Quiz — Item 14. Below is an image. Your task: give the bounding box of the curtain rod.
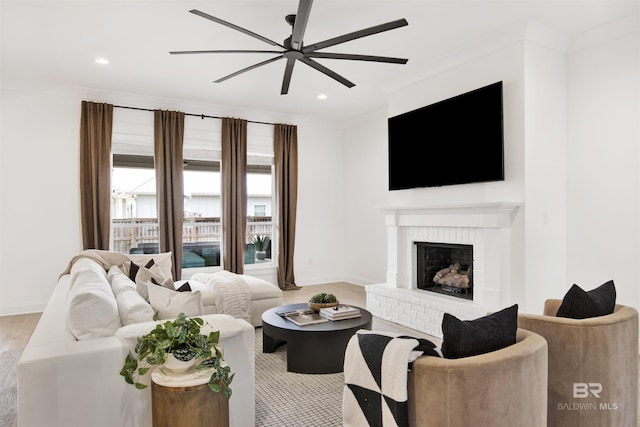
[113,104,278,126]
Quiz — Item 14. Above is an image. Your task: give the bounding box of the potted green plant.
[119,313,234,398]
[308,292,339,311]
[252,235,270,261]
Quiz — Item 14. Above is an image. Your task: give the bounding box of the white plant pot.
[255,251,266,261]
[165,353,196,373]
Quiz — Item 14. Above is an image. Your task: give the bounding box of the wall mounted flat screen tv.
[388,81,504,190]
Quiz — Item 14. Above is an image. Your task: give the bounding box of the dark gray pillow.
[441,304,518,359]
[556,280,616,319]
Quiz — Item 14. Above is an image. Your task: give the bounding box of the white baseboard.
[0,302,45,316]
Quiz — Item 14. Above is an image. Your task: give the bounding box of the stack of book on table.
[277,309,328,326]
[319,305,361,321]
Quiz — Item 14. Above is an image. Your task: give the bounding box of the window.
[182,161,221,268]
[245,123,274,265]
[111,153,161,256]
[253,205,266,217]
[110,109,275,270]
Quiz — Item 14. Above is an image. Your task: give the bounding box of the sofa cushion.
[67,269,122,340]
[441,304,518,359]
[108,265,137,296]
[242,275,283,300]
[69,257,107,292]
[556,280,616,319]
[147,284,203,320]
[116,286,155,326]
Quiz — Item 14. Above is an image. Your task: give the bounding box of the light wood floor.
[0,312,41,427]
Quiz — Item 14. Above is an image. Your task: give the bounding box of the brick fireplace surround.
[366,203,521,338]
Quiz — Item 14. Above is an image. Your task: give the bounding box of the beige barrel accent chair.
[518,301,638,427]
[407,328,548,427]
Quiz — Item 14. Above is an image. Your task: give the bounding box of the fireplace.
[416,242,473,300]
[366,203,520,338]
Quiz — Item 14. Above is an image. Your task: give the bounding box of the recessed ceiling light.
[317,94,327,100]
[95,57,109,65]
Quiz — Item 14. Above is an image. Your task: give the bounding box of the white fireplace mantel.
[381,202,521,229]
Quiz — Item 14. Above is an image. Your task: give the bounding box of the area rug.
[254,329,344,426]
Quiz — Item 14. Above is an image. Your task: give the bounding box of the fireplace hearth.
[416,242,473,300]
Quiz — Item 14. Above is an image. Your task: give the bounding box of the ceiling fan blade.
[291,0,313,50]
[302,18,408,53]
[170,50,284,55]
[299,57,355,88]
[214,55,284,83]
[305,52,408,64]
[281,58,296,95]
[190,9,285,48]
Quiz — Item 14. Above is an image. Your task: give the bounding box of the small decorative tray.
[308,301,339,312]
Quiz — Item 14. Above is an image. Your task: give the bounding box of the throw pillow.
[441,304,518,359]
[136,264,174,289]
[556,280,616,319]
[127,252,173,279]
[175,281,192,292]
[127,258,154,281]
[147,283,203,320]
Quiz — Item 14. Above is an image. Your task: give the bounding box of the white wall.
[0,86,82,314]
[292,119,346,284]
[341,107,389,285]
[522,24,569,311]
[0,83,345,314]
[566,15,640,312]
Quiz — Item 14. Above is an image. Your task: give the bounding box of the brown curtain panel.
[221,118,248,274]
[154,110,185,280]
[274,124,301,290]
[80,101,113,250]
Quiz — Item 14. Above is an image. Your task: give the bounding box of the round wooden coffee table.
[261,303,372,374]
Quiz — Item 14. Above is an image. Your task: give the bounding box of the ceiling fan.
[169,0,409,95]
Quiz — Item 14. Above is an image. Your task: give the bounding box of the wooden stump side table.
[151,367,229,427]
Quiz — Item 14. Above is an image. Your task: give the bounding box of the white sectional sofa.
[16,251,280,427]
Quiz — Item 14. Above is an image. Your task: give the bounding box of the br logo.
[573,383,602,398]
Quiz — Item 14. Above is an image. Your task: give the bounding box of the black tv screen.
[388,81,504,190]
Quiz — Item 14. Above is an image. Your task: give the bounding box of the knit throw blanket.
[59,249,130,278]
[191,271,252,324]
[343,330,440,427]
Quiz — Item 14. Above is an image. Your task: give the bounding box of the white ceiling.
[2,1,638,121]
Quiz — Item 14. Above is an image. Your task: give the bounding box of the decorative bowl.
[308,301,339,312]
[164,353,197,373]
